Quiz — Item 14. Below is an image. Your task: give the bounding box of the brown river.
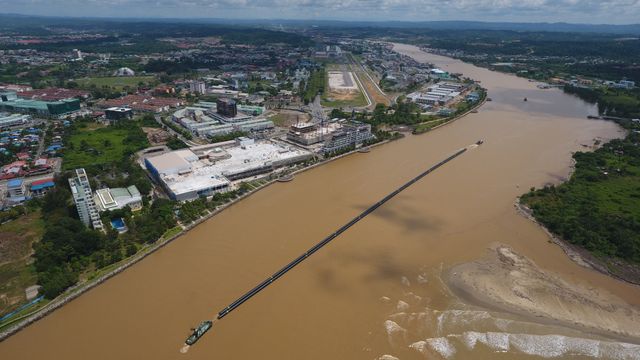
[1,44,639,359]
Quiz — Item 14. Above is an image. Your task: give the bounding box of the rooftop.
[146,140,311,197]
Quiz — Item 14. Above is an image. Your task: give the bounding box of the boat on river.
[185,320,213,345]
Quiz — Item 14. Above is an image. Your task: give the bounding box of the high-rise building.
[189,81,206,94]
[216,98,237,117]
[69,168,103,230]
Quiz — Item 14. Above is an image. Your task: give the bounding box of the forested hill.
[0,14,312,47]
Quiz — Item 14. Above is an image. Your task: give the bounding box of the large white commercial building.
[69,168,104,230]
[144,138,312,201]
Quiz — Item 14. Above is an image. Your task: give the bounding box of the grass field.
[0,211,45,316]
[62,125,145,170]
[413,118,449,134]
[77,76,156,90]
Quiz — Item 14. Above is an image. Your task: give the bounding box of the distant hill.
[1,13,640,36]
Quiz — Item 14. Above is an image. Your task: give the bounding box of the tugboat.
[185,320,213,346]
[476,139,484,145]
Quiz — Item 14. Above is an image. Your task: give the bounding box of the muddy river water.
[1,44,638,359]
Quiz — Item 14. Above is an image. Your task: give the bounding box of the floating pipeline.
[215,146,470,321]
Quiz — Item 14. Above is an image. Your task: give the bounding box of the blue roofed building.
[30,178,55,197]
[7,178,27,203]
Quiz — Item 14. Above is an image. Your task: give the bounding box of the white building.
[172,102,273,138]
[94,186,142,212]
[113,67,135,77]
[0,113,30,128]
[189,81,207,94]
[323,121,374,154]
[69,168,103,230]
[144,139,312,201]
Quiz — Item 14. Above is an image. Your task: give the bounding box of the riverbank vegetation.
[521,118,640,280]
[564,85,640,119]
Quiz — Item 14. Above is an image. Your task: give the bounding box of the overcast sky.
[4,0,640,24]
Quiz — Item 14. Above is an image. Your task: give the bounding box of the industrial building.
[144,138,312,201]
[407,82,465,106]
[94,185,142,212]
[69,168,103,230]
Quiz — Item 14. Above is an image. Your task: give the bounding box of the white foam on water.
[458,331,640,359]
[384,320,407,347]
[401,276,411,287]
[409,340,429,355]
[405,291,422,304]
[461,331,487,350]
[384,320,406,335]
[396,300,410,312]
[435,309,493,335]
[426,337,456,359]
[417,273,429,284]
[509,334,568,357]
[377,355,400,360]
[599,341,640,360]
[485,332,511,352]
[179,345,190,354]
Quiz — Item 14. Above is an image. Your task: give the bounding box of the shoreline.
[0,134,398,342]
[514,199,640,287]
[407,43,639,287]
[445,245,640,345]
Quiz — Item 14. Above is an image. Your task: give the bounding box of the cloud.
[4,0,640,23]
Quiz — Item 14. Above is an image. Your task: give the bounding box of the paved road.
[35,120,50,158]
[153,114,199,147]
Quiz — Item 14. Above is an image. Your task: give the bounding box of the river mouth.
[0,45,637,360]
